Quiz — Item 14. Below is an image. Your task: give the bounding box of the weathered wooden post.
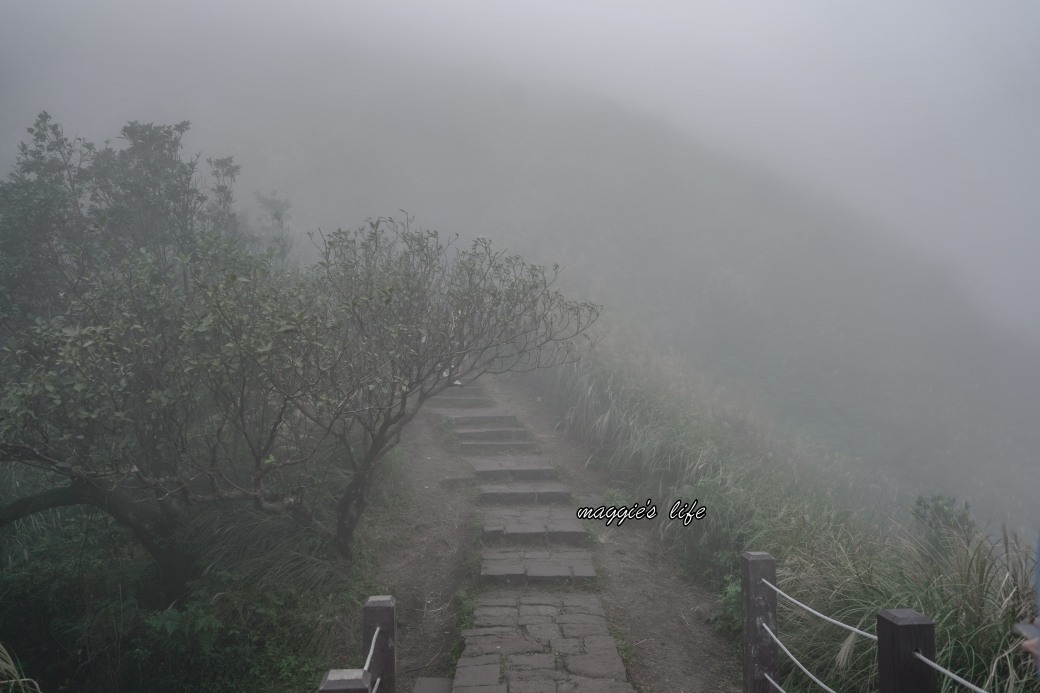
[363,595,396,693]
[318,595,397,693]
[742,551,778,693]
[877,609,935,693]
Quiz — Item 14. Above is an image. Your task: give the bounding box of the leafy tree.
[0,112,95,329]
[0,218,599,589]
[89,120,202,264]
[297,218,601,555]
[0,240,226,596]
[204,156,242,241]
[0,113,601,602]
[0,113,243,336]
[0,113,248,597]
[255,189,291,234]
[254,189,296,267]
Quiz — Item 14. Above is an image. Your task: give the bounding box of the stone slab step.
[483,505,586,544]
[413,677,452,693]
[459,440,538,455]
[479,482,570,504]
[425,397,496,409]
[480,547,597,584]
[455,427,533,442]
[469,457,558,481]
[444,413,521,428]
[452,592,634,692]
[433,383,486,397]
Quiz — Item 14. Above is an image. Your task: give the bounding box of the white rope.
[761,579,878,641]
[913,652,989,693]
[764,672,788,692]
[761,623,839,693]
[363,626,381,672]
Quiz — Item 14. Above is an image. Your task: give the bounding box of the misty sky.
[2,0,1038,338]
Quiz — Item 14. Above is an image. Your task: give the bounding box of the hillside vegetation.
[533,332,1037,690]
[0,113,597,691]
[3,58,1038,689]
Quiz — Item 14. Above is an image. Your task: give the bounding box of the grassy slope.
[532,340,1037,690]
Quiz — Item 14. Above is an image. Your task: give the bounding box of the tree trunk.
[0,481,194,600]
[334,470,371,559]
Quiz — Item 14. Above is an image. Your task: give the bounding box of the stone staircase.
[416,381,635,693]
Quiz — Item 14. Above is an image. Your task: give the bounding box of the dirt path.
[371,374,741,693]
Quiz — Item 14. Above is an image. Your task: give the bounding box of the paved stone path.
[452,591,634,693]
[417,381,636,693]
[482,506,586,544]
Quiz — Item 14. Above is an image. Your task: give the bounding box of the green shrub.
[0,507,374,692]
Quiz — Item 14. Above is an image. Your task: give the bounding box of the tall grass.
[533,333,1038,691]
[0,641,41,693]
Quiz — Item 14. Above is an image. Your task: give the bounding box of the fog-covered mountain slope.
[3,45,1036,526]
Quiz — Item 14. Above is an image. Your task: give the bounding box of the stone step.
[458,440,538,455]
[455,427,533,442]
[469,457,558,481]
[483,505,586,544]
[424,397,496,409]
[480,547,597,584]
[412,677,452,693]
[452,592,634,692]
[461,439,540,455]
[479,481,571,504]
[433,383,486,398]
[444,413,521,428]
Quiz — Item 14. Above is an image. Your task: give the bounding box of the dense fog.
[3,0,1039,527]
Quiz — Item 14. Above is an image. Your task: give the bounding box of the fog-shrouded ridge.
[2,1,1038,529]
[3,0,1038,339]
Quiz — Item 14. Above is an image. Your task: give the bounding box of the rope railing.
[761,623,838,693]
[742,551,992,693]
[913,652,990,693]
[318,595,397,693]
[760,578,877,642]
[764,672,787,692]
[363,625,382,673]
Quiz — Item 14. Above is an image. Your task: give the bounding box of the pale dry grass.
[0,641,41,693]
[534,329,1039,691]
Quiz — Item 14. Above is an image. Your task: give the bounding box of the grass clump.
[0,641,41,693]
[533,333,1038,691]
[449,589,478,666]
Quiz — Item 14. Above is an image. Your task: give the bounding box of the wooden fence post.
[877,609,935,693]
[742,551,778,693]
[364,595,396,693]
